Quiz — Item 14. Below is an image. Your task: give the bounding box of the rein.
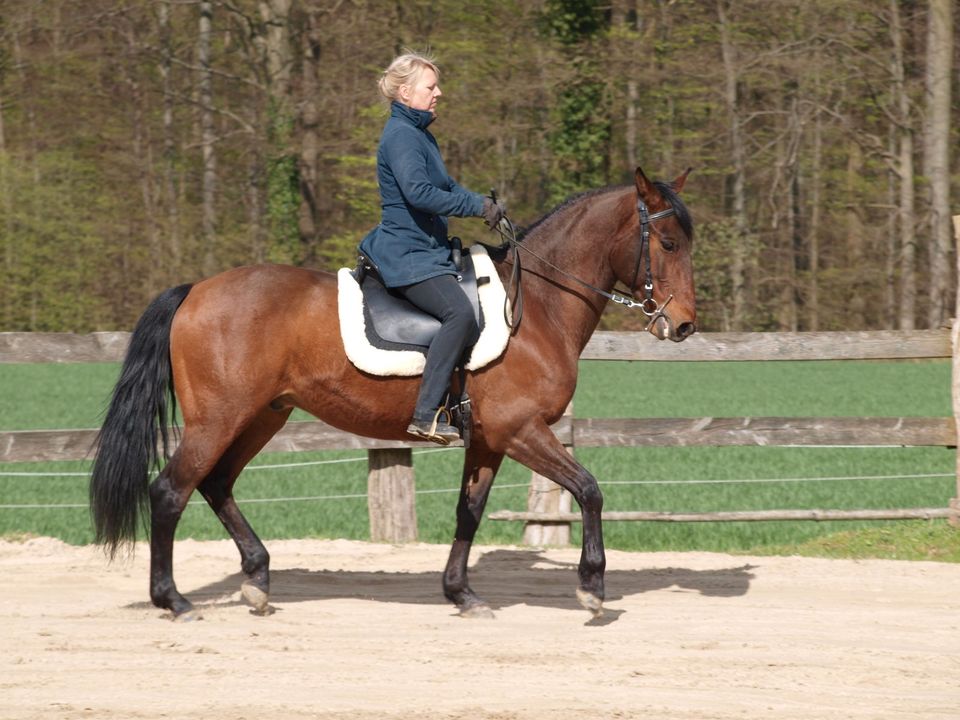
[492,197,677,332]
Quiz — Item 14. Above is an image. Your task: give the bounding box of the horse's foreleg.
[508,419,606,617]
[197,408,291,615]
[443,443,504,618]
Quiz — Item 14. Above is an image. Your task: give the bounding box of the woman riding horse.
[89,52,697,621]
[359,51,505,444]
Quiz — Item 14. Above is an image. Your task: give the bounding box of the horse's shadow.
[179,549,757,625]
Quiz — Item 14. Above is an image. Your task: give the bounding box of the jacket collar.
[391,101,435,130]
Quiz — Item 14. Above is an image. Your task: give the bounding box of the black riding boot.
[396,274,480,444]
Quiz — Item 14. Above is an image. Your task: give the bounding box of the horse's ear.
[634,166,658,203]
[671,167,693,194]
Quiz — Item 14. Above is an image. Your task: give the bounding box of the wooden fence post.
[367,448,418,542]
[950,214,960,526]
[523,402,573,546]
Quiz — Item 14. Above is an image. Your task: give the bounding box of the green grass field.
[1,359,957,560]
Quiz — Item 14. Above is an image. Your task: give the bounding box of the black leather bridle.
[494,197,678,332]
[630,199,677,319]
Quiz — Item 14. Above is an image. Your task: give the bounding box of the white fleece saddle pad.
[337,245,510,377]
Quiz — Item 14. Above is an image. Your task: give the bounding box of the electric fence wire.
[0,455,953,513]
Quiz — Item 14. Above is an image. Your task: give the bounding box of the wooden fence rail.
[1,328,952,364]
[2,415,954,465]
[2,329,958,537]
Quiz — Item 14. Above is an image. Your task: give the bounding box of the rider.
[359,51,505,444]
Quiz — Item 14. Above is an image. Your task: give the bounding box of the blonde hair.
[378,51,440,102]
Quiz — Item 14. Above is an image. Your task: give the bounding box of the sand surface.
[1,537,958,719]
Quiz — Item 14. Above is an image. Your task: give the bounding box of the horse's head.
[613,166,697,342]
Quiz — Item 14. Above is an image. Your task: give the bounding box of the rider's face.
[401,68,441,116]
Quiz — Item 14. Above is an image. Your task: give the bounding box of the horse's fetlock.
[241,548,269,577]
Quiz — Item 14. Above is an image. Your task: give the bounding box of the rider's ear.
[671,167,693,194]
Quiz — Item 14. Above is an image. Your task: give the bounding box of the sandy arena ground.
[1,536,958,719]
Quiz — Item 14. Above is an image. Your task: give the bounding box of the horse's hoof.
[241,581,271,615]
[172,608,203,623]
[459,603,495,619]
[576,587,604,618]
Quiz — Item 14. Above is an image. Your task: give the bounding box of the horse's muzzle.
[649,315,697,342]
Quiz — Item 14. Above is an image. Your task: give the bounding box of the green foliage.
[265,101,301,265]
[540,0,612,204]
[540,0,606,46]
[761,521,960,562]
[0,0,952,332]
[547,77,611,204]
[0,150,117,331]
[320,153,379,271]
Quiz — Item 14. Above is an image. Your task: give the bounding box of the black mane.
[519,186,619,240]
[519,180,693,241]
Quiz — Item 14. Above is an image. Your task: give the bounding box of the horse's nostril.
[676,322,696,339]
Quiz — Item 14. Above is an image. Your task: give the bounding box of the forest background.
[0,0,956,334]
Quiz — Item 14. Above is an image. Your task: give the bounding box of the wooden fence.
[2,328,959,541]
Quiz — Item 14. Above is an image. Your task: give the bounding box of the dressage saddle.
[352,240,486,351]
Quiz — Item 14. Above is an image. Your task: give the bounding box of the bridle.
[493,195,678,333]
[629,199,677,326]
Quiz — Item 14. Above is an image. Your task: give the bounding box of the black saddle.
[354,246,485,351]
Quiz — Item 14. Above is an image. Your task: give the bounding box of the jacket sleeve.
[384,129,484,217]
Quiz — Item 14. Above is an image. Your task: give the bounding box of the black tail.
[89,283,193,557]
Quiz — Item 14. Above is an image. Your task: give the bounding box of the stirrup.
[406,407,460,446]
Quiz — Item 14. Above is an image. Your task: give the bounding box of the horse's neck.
[517,188,631,352]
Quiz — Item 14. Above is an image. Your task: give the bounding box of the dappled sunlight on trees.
[0,0,953,333]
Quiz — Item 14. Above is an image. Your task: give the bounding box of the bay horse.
[90,166,696,620]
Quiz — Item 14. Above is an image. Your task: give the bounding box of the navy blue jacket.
[359,102,485,287]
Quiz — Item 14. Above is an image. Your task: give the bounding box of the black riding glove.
[481,197,505,229]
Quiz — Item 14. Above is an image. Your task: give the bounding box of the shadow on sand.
[169,549,757,624]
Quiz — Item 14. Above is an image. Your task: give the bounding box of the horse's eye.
[660,237,676,252]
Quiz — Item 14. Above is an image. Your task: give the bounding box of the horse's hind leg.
[196,408,291,615]
[148,430,234,619]
[148,411,273,619]
[442,442,504,618]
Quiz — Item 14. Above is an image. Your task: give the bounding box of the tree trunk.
[923,0,953,328]
[846,143,866,328]
[259,0,292,90]
[123,27,161,295]
[198,0,217,276]
[297,9,321,262]
[0,71,10,326]
[891,0,917,330]
[717,0,750,330]
[158,1,181,278]
[807,78,823,332]
[10,22,39,184]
